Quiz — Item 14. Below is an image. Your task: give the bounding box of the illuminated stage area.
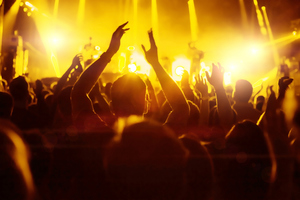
[2,2,300,200]
[1,0,300,87]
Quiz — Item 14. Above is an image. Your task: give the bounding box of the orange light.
[293,31,297,36]
[128,63,137,72]
[127,46,135,51]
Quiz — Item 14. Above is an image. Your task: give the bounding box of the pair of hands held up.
[109,22,225,92]
[107,22,159,65]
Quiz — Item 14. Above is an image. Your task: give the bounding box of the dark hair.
[234,79,253,102]
[104,118,188,199]
[110,73,146,117]
[9,76,29,101]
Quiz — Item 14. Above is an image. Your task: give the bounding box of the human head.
[256,95,265,111]
[233,79,253,103]
[221,120,272,200]
[9,76,30,102]
[110,73,147,117]
[104,117,188,199]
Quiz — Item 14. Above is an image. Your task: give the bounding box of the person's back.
[232,79,262,123]
[216,120,272,200]
[9,76,39,130]
[104,117,188,200]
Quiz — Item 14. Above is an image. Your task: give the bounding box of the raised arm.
[194,74,209,126]
[141,30,189,132]
[206,63,235,129]
[54,54,83,99]
[72,22,129,120]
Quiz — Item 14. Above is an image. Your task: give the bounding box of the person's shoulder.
[74,109,113,133]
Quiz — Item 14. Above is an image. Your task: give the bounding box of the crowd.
[0,22,300,200]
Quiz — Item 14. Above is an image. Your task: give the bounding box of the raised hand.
[206,63,224,91]
[72,54,83,66]
[107,22,129,55]
[194,73,208,97]
[34,79,44,95]
[141,29,159,64]
[278,76,293,92]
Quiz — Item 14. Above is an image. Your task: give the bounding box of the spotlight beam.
[77,0,85,26]
[151,0,159,44]
[188,0,198,41]
[261,6,279,66]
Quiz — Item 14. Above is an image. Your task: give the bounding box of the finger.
[148,29,156,48]
[194,76,198,83]
[141,44,146,54]
[118,21,129,29]
[205,71,211,81]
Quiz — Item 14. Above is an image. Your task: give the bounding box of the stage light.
[175,66,185,76]
[128,63,137,72]
[95,46,100,51]
[200,61,206,68]
[251,47,259,54]
[25,1,33,8]
[23,7,28,12]
[293,31,297,36]
[224,72,232,86]
[93,55,99,59]
[27,12,31,17]
[31,8,34,11]
[130,52,151,76]
[230,65,237,71]
[172,57,191,81]
[128,46,135,51]
[20,2,24,6]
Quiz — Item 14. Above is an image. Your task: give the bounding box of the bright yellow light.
[224,72,232,86]
[251,47,259,54]
[25,1,33,8]
[128,46,135,51]
[118,53,126,72]
[93,54,99,59]
[128,63,137,72]
[293,31,297,36]
[20,2,24,6]
[31,8,34,11]
[172,57,191,81]
[23,7,28,12]
[51,37,60,45]
[95,46,100,51]
[130,52,151,76]
[230,65,237,71]
[175,66,185,76]
[188,0,199,41]
[27,12,31,16]
[200,61,206,68]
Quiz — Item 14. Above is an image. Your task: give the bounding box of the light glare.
[128,63,137,72]
[175,66,185,76]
